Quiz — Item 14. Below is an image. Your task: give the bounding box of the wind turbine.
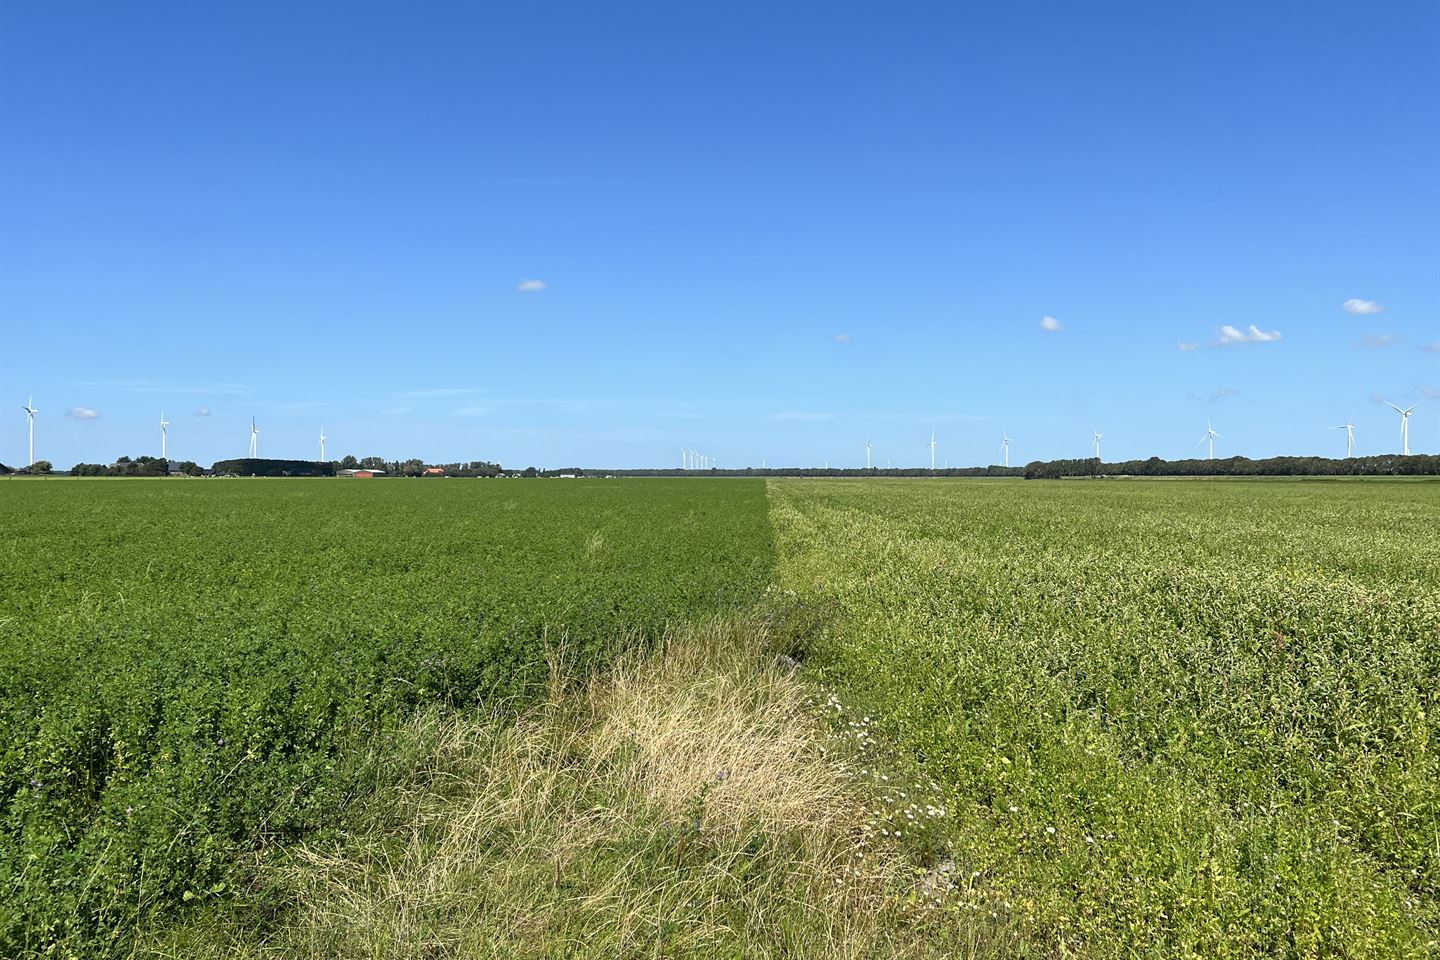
[1331,417,1355,458]
[865,441,872,469]
[248,417,259,458]
[160,410,170,460]
[1197,419,1220,460]
[1388,402,1417,456]
[1001,432,1012,468]
[927,430,936,470]
[21,396,37,466]
[1091,428,1102,460]
[318,427,327,462]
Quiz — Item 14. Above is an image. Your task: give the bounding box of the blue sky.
[2,1,1436,469]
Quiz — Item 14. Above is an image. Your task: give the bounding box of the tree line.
[1022,454,1440,479]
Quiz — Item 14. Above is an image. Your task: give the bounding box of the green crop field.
[770,478,1440,957]
[0,478,774,956]
[2,476,1437,958]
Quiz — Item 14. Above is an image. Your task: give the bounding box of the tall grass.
[137,616,1008,959]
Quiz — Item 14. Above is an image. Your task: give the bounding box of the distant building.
[423,467,446,476]
[338,468,385,478]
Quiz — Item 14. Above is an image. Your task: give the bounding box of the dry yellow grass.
[137,616,1006,959]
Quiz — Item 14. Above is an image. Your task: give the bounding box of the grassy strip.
[135,615,1009,959]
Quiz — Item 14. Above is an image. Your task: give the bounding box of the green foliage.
[71,456,171,477]
[769,478,1440,957]
[0,479,773,956]
[1024,453,1440,478]
[210,458,335,477]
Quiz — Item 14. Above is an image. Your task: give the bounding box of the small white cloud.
[768,411,835,422]
[452,404,493,417]
[194,406,213,417]
[1217,324,1282,345]
[1421,342,1440,353]
[834,333,852,343]
[1342,298,1384,315]
[1356,334,1402,349]
[1040,315,1062,332]
[1177,340,1200,352]
[66,406,100,419]
[1422,386,1440,400]
[517,279,546,293]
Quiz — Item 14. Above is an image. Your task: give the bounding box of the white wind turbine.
[248,417,259,458]
[1001,432,1012,468]
[21,396,37,466]
[927,430,936,470]
[1197,418,1220,460]
[1091,427,1102,460]
[160,410,170,460]
[1388,401,1417,456]
[1331,417,1355,458]
[318,427,327,462]
[865,441,872,469]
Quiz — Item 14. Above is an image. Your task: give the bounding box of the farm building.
[338,468,385,478]
[423,467,446,476]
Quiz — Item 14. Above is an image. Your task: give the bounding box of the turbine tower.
[865,441,872,469]
[1388,402,1417,456]
[927,430,936,470]
[1331,417,1355,458]
[160,410,169,460]
[1197,419,1220,460]
[1002,432,1012,468]
[1091,428,1102,460]
[21,396,37,466]
[248,417,259,458]
[318,427,327,462]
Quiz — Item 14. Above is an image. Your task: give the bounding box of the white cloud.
[1177,340,1200,352]
[1421,342,1440,353]
[1423,386,1440,400]
[1040,315,1062,332]
[1355,334,1402,349]
[397,387,486,399]
[1342,298,1384,315]
[66,406,100,419]
[834,333,851,343]
[1217,324,1282,345]
[1185,387,1239,402]
[452,404,493,417]
[517,279,546,293]
[768,411,835,422]
[194,406,213,417]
